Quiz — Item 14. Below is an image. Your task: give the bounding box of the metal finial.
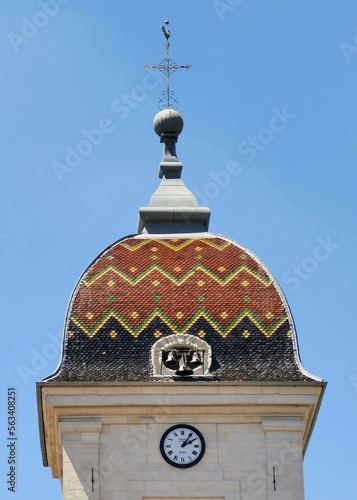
[145,20,191,110]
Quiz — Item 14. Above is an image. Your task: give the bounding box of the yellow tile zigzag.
[119,239,231,252]
[70,308,288,339]
[84,263,272,287]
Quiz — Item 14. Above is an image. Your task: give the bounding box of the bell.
[190,350,203,366]
[165,350,176,366]
[175,353,194,376]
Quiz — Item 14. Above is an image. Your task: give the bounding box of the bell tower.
[37,21,325,500]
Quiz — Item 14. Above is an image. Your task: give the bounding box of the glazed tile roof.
[47,234,316,382]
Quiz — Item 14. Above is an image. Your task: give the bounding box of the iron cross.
[145,19,191,109]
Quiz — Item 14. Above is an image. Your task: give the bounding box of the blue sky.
[1,1,357,498]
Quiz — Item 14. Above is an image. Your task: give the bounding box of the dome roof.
[42,89,321,384]
[47,233,316,383]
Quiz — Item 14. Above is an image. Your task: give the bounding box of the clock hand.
[181,432,193,447]
[186,437,197,445]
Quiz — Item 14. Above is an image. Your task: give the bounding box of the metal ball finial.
[153,109,184,138]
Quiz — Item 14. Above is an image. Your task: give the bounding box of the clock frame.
[159,424,206,468]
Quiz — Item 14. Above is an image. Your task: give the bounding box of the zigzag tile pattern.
[69,237,288,339]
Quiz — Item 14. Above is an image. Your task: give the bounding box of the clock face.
[160,424,205,468]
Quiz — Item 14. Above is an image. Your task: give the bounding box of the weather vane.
[145,19,191,110]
